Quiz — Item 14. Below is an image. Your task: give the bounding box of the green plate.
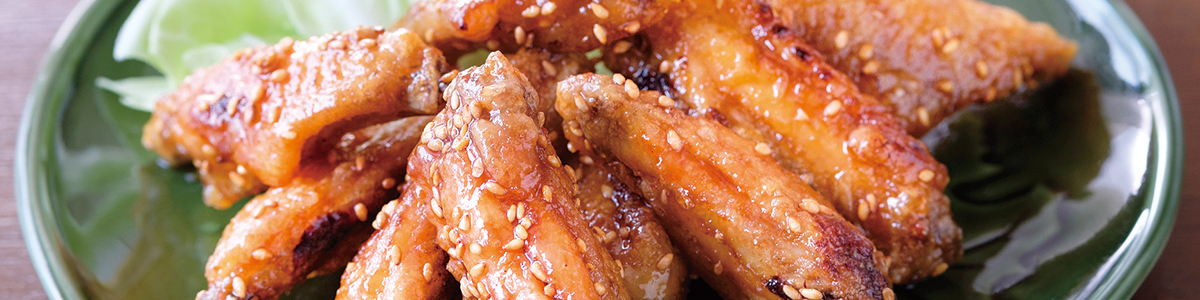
[16,0,1181,299]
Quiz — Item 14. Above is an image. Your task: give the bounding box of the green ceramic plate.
[16,0,1181,299]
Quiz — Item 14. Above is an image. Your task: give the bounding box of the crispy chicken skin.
[604,1,960,284]
[557,73,890,300]
[508,48,595,156]
[416,52,628,299]
[142,27,446,209]
[336,185,453,300]
[199,116,431,300]
[766,0,1077,135]
[395,0,679,56]
[575,164,689,300]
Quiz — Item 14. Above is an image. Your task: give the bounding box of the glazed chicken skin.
[199,116,432,300]
[604,0,960,284]
[142,27,446,209]
[556,73,890,300]
[396,0,679,57]
[416,52,628,299]
[336,183,453,300]
[507,48,595,156]
[575,164,690,300]
[766,0,1077,135]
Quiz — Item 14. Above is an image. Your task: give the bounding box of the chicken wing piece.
[415,52,628,299]
[395,0,679,56]
[765,0,1077,135]
[507,48,594,156]
[576,164,689,300]
[142,27,447,209]
[604,1,960,284]
[199,116,432,300]
[556,73,890,300]
[336,185,453,300]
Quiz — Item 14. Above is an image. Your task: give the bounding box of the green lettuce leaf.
[105,0,410,111]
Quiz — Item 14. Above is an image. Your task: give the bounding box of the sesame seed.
[574,97,589,111]
[372,211,388,229]
[459,216,471,231]
[714,261,724,275]
[423,263,434,281]
[659,60,672,73]
[755,143,772,155]
[531,262,548,281]
[515,26,526,45]
[934,262,949,276]
[932,28,946,47]
[517,203,526,217]
[919,169,936,182]
[601,184,614,198]
[515,225,529,240]
[484,182,508,195]
[883,288,895,300]
[795,108,810,121]
[380,178,396,189]
[657,254,674,270]
[252,248,272,260]
[469,243,482,254]
[469,263,486,279]
[354,203,368,221]
[612,41,632,54]
[593,25,608,44]
[801,198,821,214]
[547,155,563,168]
[858,44,874,59]
[858,200,871,220]
[355,156,366,171]
[522,5,540,17]
[541,60,558,77]
[441,70,459,83]
[542,186,553,202]
[800,288,823,299]
[823,101,843,116]
[595,283,608,295]
[431,199,444,218]
[657,95,674,107]
[604,231,617,243]
[229,172,246,187]
[591,4,610,19]
[917,107,931,126]
[975,61,989,78]
[577,238,588,252]
[226,96,241,117]
[270,69,288,82]
[782,285,801,299]
[613,73,626,84]
[543,284,556,296]
[232,276,246,298]
[942,39,960,54]
[565,165,577,180]
[787,216,801,232]
[281,131,297,140]
[507,205,517,222]
[503,239,524,250]
[667,130,683,151]
[623,21,641,33]
[329,40,346,50]
[540,2,557,15]
[453,137,470,150]
[581,156,595,165]
[937,80,954,93]
[359,38,376,48]
[624,80,641,99]
[834,30,849,49]
[862,60,880,75]
[262,199,276,207]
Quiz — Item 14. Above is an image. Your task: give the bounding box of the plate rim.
[13,0,1182,299]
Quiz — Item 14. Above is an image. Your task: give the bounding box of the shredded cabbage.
[103,0,410,111]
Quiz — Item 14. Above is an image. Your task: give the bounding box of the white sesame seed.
[612,41,632,54]
[484,182,508,195]
[782,284,801,299]
[543,284,556,296]
[503,239,524,250]
[657,253,674,270]
[787,216,801,232]
[755,143,772,155]
[883,288,895,300]
[858,44,874,59]
[252,248,272,260]
[507,205,517,222]
[515,26,526,45]
[795,108,810,121]
[658,95,674,107]
[270,69,288,82]
[824,101,843,116]
[934,262,949,276]
[541,60,558,77]
[800,288,823,299]
[576,238,588,252]
[595,283,608,295]
[862,60,880,75]
[517,203,526,218]
[232,276,246,298]
[458,216,470,231]
[976,61,989,78]
[623,21,641,33]
[430,199,443,218]
[624,80,641,99]
[659,60,672,73]
[591,4,610,19]
[942,39,960,54]
[522,5,540,17]
[581,155,595,165]
[470,263,486,279]
[470,243,482,254]
[613,73,626,84]
[714,261,724,275]
[281,131,297,140]
[423,263,434,281]
[593,25,608,44]
[938,80,954,93]
[801,198,821,214]
[601,184,614,198]
[548,154,562,167]
[515,225,530,240]
[834,30,849,49]
[381,177,397,189]
[542,186,553,202]
[667,130,682,151]
[540,2,557,15]
[858,200,871,220]
[372,211,388,229]
[917,107,931,126]
[531,262,548,281]
[354,203,368,221]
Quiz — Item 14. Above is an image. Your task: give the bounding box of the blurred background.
[0,0,1195,299]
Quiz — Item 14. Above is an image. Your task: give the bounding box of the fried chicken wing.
[576,164,689,300]
[604,1,960,284]
[508,48,595,156]
[142,27,447,209]
[396,0,679,56]
[415,52,628,299]
[765,0,1077,135]
[336,186,453,300]
[556,73,890,300]
[199,116,431,300]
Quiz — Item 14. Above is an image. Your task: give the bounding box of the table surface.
[0,0,1195,299]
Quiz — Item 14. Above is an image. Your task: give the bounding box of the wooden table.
[0,0,1194,299]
